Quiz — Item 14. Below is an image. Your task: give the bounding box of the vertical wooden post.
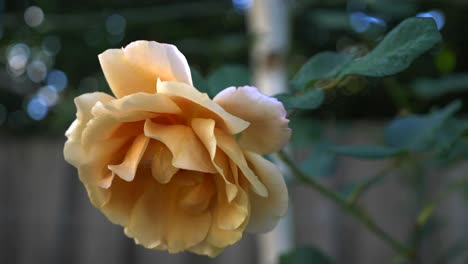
[248,1,294,263]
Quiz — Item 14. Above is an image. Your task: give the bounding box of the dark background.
[1,0,468,137]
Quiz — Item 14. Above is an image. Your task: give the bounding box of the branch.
[276,149,413,259]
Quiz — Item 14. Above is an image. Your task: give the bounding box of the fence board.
[1,126,468,264]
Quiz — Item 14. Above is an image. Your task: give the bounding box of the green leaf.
[412,73,468,99]
[289,115,322,146]
[291,52,355,90]
[329,145,405,159]
[280,246,334,264]
[191,67,211,94]
[340,17,442,77]
[384,101,462,151]
[207,65,251,97]
[275,89,324,111]
[434,118,468,155]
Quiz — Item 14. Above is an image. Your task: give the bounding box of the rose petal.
[81,93,181,149]
[81,181,111,208]
[99,41,192,98]
[191,118,238,202]
[64,92,114,167]
[190,187,250,256]
[144,120,217,173]
[213,176,249,230]
[147,141,179,184]
[157,80,250,134]
[91,92,182,122]
[214,128,268,197]
[214,86,291,155]
[108,134,150,182]
[178,171,215,214]
[244,151,288,233]
[125,173,211,253]
[100,172,147,226]
[189,243,223,258]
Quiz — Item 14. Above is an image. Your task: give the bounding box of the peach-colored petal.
[125,173,212,253]
[244,151,288,233]
[76,135,130,187]
[100,172,147,226]
[81,181,111,208]
[108,134,150,182]
[64,92,114,167]
[189,186,250,257]
[212,152,238,202]
[212,175,249,230]
[157,80,250,134]
[91,92,182,122]
[99,41,192,98]
[189,243,224,258]
[191,118,238,202]
[178,172,215,214]
[214,86,291,155]
[144,120,217,173]
[148,141,179,184]
[80,93,181,150]
[214,128,268,197]
[191,118,217,159]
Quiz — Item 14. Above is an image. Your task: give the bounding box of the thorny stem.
[276,149,414,260]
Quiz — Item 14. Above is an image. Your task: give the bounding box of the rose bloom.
[64,40,290,257]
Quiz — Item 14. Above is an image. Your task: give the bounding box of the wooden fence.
[1,123,467,264]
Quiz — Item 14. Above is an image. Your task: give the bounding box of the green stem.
[277,149,412,259]
[347,163,396,205]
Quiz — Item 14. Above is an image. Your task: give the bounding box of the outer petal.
[125,171,212,253]
[157,80,250,134]
[64,92,114,167]
[214,86,291,155]
[214,128,268,197]
[244,151,288,233]
[99,40,192,98]
[90,92,182,122]
[189,185,250,258]
[81,93,181,149]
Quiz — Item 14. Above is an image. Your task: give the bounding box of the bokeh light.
[7,43,30,76]
[26,60,47,83]
[37,85,59,107]
[436,48,457,74]
[106,14,126,35]
[42,36,62,56]
[416,10,445,30]
[232,0,252,11]
[24,6,44,28]
[26,96,48,121]
[350,12,386,33]
[46,70,68,91]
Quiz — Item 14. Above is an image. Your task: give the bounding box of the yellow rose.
[64,40,291,257]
